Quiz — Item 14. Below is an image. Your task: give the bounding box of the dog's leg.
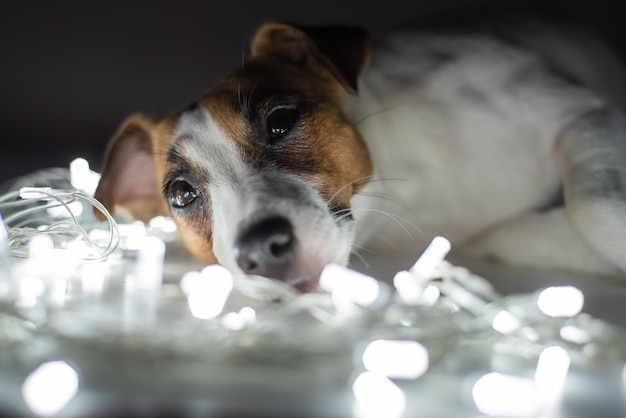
[463,107,626,277]
[458,207,621,276]
[554,107,626,274]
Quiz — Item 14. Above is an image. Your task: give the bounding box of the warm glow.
[130,236,166,291]
[537,286,584,317]
[393,270,421,305]
[70,157,100,195]
[16,276,45,308]
[362,339,429,380]
[180,265,234,320]
[393,271,440,306]
[352,371,406,418]
[221,306,257,331]
[148,216,178,233]
[411,236,451,279]
[119,222,148,251]
[534,346,570,407]
[492,310,521,334]
[22,361,79,416]
[320,264,381,307]
[472,372,539,417]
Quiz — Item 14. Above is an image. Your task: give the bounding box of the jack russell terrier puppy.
[95,14,626,290]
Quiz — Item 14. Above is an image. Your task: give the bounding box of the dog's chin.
[284,269,323,293]
[285,245,353,293]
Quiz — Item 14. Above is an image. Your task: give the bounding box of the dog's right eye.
[169,179,199,208]
[266,106,298,141]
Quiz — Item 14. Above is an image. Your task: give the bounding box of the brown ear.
[251,22,371,95]
[94,115,165,221]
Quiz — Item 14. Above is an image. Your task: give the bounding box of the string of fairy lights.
[0,158,625,417]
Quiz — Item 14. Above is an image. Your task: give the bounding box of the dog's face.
[95,23,373,289]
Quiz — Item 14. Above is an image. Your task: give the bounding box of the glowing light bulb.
[119,221,147,251]
[492,310,521,334]
[16,276,45,308]
[410,236,451,279]
[472,372,539,417]
[19,187,53,200]
[46,200,83,218]
[534,346,570,407]
[537,286,584,317]
[29,235,54,258]
[70,157,100,195]
[221,307,256,331]
[352,371,406,418]
[394,266,442,306]
[27,235,80,307]
[149,216,178,233]
[320,264,382,308]
[122,237,166,330]
[131,236,166,291]
[393,270,422,305]
[362,339,429,380]
[80,262,106,298]
[180,265,233,320]
[560,325,590,344]
[238,306,256,323]
[22,361,79,417]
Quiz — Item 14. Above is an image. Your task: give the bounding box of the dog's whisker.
[348,246,371,269]
[357,190,417,217]
[325,175,376,207]
[244,79,261,116]
[355,228,401,251]
[351,207,422,240]
[352,103,410,127]
[237,41,247,111]
[325,176,410,208]
[351,242,374,254]
[369,232,399,251]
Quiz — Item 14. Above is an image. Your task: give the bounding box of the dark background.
[1,0,624,184]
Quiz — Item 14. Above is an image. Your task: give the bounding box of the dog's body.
[348,17,626,276]
[95,13,626,289]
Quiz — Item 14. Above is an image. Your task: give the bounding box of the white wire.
[0,188,119,262]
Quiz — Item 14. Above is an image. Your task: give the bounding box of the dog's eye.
[169,179,199,208]
[266,106,298,141]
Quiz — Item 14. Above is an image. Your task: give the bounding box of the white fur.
[346,23,626,276]
[174,107,247,271]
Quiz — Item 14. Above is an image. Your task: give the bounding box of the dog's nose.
[234,216,297,280]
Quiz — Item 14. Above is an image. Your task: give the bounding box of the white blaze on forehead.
[174,106,247,182]
[174,106,248,270]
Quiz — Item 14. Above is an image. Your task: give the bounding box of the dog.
[94,12,626,290]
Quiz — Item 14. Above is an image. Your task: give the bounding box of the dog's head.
[95,23,373,289]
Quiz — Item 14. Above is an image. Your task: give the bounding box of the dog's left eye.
[266,106,298,141]
[169,179,199,208]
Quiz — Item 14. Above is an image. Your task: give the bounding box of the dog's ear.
[251,22,371,95]
[94,115,165,221]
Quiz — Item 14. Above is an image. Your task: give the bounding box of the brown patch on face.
[173,216,219,264]
[197,56,373,214]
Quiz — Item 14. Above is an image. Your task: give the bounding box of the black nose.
[234,216,297,280]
